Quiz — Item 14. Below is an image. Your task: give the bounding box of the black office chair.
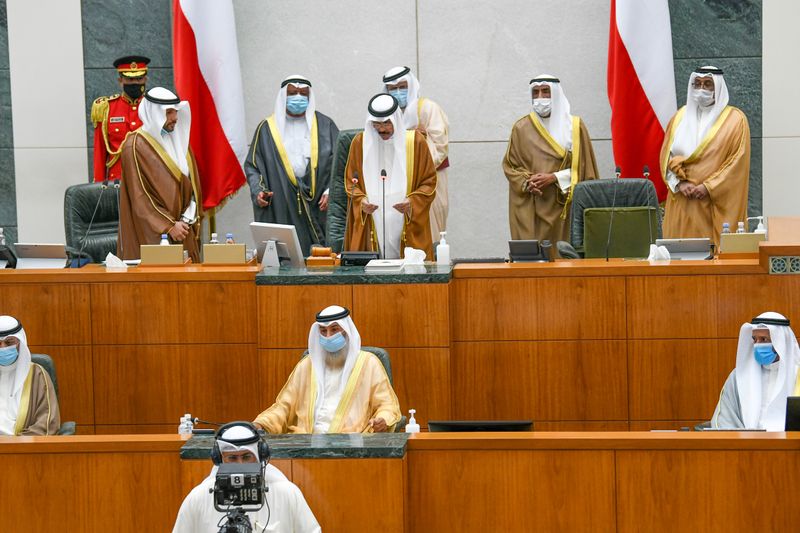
[325,129,364,252]
[64,182,120,263]
[30,354,77,435]
[301,345,406,431]
[557,178,662,258]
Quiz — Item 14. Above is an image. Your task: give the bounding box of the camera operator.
[172,422,320,532]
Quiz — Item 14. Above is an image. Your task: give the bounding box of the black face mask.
[123,83,145,100]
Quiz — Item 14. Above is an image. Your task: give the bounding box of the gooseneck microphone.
[643,165,654,246]
[604,166,621,262]
[75,180,109,266]
[380,169,387,259]
[342,171,359,252]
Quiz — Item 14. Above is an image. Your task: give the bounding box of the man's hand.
[393,198,411,215]
[168,221,189,242]
[526,173,556,196]
[368,417,388,433]
[257,190,273,208]
[692,184,709,200]
[416,125,428,137]
[676,181,695,198]
[319,192,329,211]
[361,201,379,214]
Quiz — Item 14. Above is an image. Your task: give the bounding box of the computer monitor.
[785,396,800,431]
[249,222,305,268]
[427,420,533,432]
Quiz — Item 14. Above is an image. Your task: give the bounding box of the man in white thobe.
[172,423,320,532]
[712,312,800,430]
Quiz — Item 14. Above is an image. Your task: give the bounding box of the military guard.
[90,55,150,182]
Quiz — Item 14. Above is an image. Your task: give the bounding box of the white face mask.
[532,98,552,117]
[691,88,715,108]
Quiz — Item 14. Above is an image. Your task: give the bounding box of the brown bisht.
[503,113,599,245]
[343,130,437,260]
[117,131,203,262]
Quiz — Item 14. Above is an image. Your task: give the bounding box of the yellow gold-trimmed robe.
[254,351,401,434]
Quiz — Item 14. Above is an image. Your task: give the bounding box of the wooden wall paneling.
[626,276,719,339]
[177,282,257,343]
[628,339,736,421]
[257,285,353,349]
[535,421,630,431]
[451,341,628,422]
[292,458,405,533]
[353,283,449,347]
[628,420,706,431]
[28,344,94,425]
[385,347,450,427]
[0,283,91,345]
[616,450,800,532]
[95,424,180,434]
[0,451,185,532]
[408,450,616,532]
[91,282,181,344]
[93,344,260,425]
[714,274,800,338]
[451,277,626,342]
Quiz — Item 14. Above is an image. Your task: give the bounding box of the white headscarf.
[670,66,730,157]
[273,75,316,137]
[530,74,573,150]
[0,316,33,434]
[363,94,408,258]
[382,66,420,129]
[138,87,192,176]
[208,424,288,483]
[307,306,362,423]
[734,311,800,430]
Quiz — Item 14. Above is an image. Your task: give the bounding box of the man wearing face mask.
[712,312,800,430]
[245,75,339,255]
[0,316,60,436]
[90,55,150,182]
[117,87,203,262]
[503,75,598,245]
[343,93,437,259]
[660,67,750,248]
[382,66,450,239]
[253,306,401,434]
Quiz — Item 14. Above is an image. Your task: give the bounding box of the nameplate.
[203,243,246,264]
[109,116,125,123]
[140,244,184,265]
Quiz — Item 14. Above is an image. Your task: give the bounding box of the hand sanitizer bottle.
[436,232,450,266]
[405,409,420,433]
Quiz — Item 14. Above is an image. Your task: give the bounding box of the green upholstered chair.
[325,129,364,252]
[64,182,120,263]
[558,178,662,258]
[30,353,77,435]
[301,345,406,431]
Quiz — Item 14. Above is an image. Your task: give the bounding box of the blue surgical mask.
[286,94,309,115]
[319,332,346,353]
[754,343,778,366]
[0,345,19,366]
[389,88,408,108]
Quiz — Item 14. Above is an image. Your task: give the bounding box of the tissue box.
[140,244,184,265]
[203,243,246,264]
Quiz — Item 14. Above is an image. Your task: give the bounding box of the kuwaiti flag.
[608,0,676,201]
[173,0,247,209]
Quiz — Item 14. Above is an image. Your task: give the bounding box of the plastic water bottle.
[0,228,4,246]
[160,234,170,246]
[721,222,731,234]
[210,232,219,244]
[736,221,746,234]
[225,233,235,244]
[178,414,193,435]
[405,409,420,433]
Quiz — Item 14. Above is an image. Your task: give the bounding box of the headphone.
[210,421,270,466]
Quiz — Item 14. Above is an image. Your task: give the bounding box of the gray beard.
[325,345,348,365]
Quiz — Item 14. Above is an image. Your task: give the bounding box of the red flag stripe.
[173,4,245,210]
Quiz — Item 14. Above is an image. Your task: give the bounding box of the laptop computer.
[13,243,68,269]
[655,238,713,260]
[427,420,533,432]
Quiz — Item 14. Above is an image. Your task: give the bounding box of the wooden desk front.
[1,432,796,532]
[1,258,794,432]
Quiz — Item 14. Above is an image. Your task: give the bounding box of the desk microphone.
[342,171,358,252]
[75,180,108,267]
[380,169,387,259]
[604,166,621,262]
[643,165,654,245]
